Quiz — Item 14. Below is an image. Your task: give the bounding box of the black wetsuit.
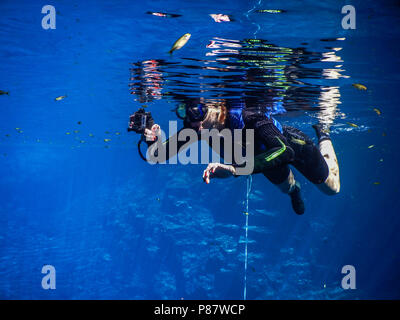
[149,105,329,186]
[263,125,329,185]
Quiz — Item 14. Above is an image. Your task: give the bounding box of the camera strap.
[138,136,148,162]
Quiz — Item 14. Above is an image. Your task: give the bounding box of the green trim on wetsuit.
[253,137,293,173]
[264,137,286,162]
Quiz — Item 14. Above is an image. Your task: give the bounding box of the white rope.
[243,175,252,300]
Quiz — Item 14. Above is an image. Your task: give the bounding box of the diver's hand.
[202,163,236,184]
[144,124,160,143]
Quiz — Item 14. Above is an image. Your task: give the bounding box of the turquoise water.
[0,0,400,299]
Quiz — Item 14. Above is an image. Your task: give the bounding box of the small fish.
[373,108,381,116]
[15,128,21,130]
[256,9,285,14]
[368,145,375,149]
[142,105,148,108]
[80,140,85,143]
[89,133,94,137]
[379,159,384,162]
[169,33,191,54]
[146,11,182,18]
[291,138,306,145]
[104,139,111,142]
[323,284,326,289]
[73,130,79,134]
[55,95,67,101]
[346,122,358,128]
[373,182,380,185]
[0,90,9,95]
[352,83,367,90]
[320,38,338,42]
[115,132,121,135]
[77,121,82,125]
[66,132,71,135]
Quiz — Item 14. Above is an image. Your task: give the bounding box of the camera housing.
[127,108,154,134]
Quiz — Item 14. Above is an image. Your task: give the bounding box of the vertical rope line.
[243,175,252,300]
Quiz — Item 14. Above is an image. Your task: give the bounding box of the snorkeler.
[130,100,340,215]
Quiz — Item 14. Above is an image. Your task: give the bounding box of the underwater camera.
[128,108,155,162]
[127,108,154,134]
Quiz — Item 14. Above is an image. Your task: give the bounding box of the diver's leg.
[283,126,333,201]
[313,125,340,195]
[263,167,305,215]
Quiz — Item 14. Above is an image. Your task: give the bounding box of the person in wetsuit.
[140,100,340,215]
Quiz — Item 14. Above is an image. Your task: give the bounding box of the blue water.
[1,0,400,299]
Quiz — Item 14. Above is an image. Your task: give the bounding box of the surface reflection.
[129,37,347,124]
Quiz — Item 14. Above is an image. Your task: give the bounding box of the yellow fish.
[257,9,284,14]
[55,95,67,101]
[373,182,380,185]
[373,108,381,115]
[352,83,367,90]
[346,122,358,128]
[104,139,111,142]
[291,138,306,145]
[169,33,191,54]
